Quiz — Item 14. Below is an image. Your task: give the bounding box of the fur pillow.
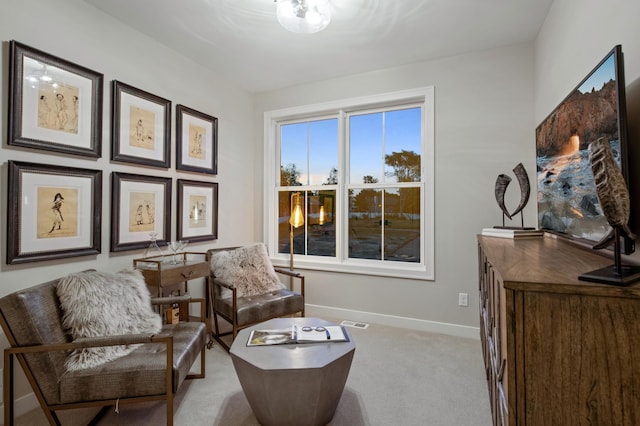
[209,243,284,298]
[57,269,162,371]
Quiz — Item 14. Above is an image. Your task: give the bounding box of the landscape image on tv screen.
[536,45,628,247]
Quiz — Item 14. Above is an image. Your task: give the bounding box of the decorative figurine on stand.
[493,163,534,230]
[579,138,640,285]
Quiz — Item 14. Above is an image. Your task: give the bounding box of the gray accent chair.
[0,277,207,426]
[206,246,305,351]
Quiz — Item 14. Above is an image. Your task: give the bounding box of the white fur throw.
[209,243,284,298]
[57,269,162,371]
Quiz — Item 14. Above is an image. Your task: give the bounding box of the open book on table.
[247,324,349,346]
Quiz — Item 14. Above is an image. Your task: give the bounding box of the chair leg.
[213,310,220,336]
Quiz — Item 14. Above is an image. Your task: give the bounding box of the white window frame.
[264,87,435,280]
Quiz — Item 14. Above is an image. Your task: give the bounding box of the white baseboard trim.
[305,304,480,340]
[0,392,39,425]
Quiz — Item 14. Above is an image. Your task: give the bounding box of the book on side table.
[247,324,349,346]
[481,228,544,239]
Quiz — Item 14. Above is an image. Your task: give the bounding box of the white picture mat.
[21,57,93,148]
[118,180,166,243]
[20,172,93,253]
[180,112,213,168]
[118,91,166,161]
[181,185,214,238]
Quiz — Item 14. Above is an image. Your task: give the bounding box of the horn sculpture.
[494,174,513,220]
[589,137,636,249]
[510,163,531,218]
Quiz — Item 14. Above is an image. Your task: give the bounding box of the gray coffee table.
[229,317,355,426]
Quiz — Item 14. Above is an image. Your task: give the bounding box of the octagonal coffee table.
[229,317,355,426]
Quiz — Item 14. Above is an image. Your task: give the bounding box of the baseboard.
[0,392,39,425]
[305,304,480,340]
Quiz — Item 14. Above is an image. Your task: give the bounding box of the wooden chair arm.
[5,333,171,355]
[274,268,304,278]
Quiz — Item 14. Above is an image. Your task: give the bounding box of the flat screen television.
[536,45,634,254]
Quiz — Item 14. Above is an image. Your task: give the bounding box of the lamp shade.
[276,0,331,34]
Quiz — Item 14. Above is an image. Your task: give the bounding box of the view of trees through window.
[277,106,423,264]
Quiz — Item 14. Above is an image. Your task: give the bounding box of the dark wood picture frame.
[110,172,172,252]
[111,80,171,168]
[7,161,102,264]
[8,40,103,157]
[176,104,218,175]
[177,179,219,242]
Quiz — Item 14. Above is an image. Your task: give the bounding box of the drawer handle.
[181,270,194,279]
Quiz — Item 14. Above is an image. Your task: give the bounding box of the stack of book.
[481,228,544,239]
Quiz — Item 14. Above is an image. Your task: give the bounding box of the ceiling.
[85,0,553,94]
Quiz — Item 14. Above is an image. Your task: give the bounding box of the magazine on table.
[247,324,349,346]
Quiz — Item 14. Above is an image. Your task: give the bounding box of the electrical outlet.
[458,292,469,307]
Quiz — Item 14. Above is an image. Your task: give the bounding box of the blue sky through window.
[281,107,421,186]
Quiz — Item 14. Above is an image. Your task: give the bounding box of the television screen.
[536,45,633,253]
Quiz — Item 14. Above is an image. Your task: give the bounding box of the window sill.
[271,255,434,281]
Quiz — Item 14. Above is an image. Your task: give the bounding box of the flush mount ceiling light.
[276,0,331,34]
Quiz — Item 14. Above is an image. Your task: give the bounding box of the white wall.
[0,0,254,410]
[535,0,640,261]
[254,44,536,334]
[1,0,255,295]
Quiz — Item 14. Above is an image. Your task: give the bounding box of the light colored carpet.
[14,318,492,425]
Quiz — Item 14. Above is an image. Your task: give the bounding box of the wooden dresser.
[478,234,640,425]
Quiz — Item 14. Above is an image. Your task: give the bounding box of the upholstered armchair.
[0,269,207,426]
[206,243,305,350]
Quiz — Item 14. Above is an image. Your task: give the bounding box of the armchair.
[0,270,207,426]
[206,243,305,350]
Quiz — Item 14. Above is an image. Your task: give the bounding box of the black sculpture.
[579,138,640,285]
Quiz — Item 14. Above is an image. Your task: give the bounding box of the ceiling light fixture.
[275,0,331,34]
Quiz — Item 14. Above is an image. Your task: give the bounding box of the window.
[264,88,434,279]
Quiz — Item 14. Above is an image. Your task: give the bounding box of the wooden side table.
[134,252,209,321]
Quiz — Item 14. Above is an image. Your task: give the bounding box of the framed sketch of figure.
[110,172,172,252]
[7,161,102,264]
[111,80,171,168]
[8,40,103,157]
[176,105,218,175]
[177,179,218,242]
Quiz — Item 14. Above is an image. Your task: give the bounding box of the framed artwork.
[177,179,219,242]
[8,40,103,157]
[111,80,171,168]
[176,104,218,174]
[7,161,102,264]
[111,172,172,252]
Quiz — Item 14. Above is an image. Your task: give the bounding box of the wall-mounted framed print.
[111,80,171,168]
[8,40,103,158]
[7,161,102,264]
[177,179,219,242]
[111,172,172,252]
[176,104,218,175]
